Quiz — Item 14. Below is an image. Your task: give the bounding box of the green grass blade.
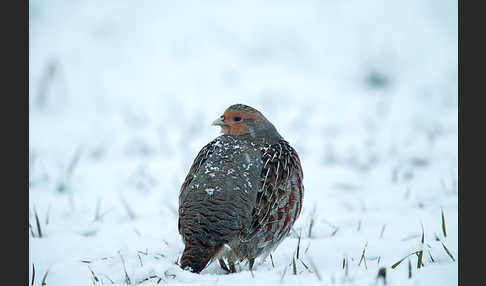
[408,258,412,279]
[29,224,36,238]
[417,251,423,269]
[441,208,447,237]
[88,266,99,282]
[358,242,368,268]
[391,258,405,269]
[428,250,435,262]
[296,234,301,259]
[41,269,49,286]
[440,242,455,262]
[45,205,51,225]
[34,208,43,238]
[331,227,339,236]
[299,259,310,271]
[391,251,421,269]
[292,257,297,275]
[308,218,314,238]
[380,224,386,239]
[31,264,35,286]
[421,223,425,244]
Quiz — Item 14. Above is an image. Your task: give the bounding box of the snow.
[29,0,457,285]
[206,188,215,196]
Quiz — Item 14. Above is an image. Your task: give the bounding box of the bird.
[178,104,304,273]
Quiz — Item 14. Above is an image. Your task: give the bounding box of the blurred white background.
[29,0,457,285]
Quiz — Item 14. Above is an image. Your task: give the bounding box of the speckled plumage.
[178,104,304,273]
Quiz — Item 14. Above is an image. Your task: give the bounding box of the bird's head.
[212,104,282,140]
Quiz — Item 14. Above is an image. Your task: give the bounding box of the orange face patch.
[220,110,261,136]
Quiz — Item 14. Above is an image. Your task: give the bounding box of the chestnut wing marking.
[242,140,301,241]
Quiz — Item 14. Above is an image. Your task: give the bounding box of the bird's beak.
[211,117,226,126]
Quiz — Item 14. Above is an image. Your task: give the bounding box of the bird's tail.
[179,243,215,273]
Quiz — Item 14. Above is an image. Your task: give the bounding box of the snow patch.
[205,188,215,195]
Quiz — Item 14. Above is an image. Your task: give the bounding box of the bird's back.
[178,135,264,272]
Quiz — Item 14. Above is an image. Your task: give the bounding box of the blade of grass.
[417,251,424,269]
[441,208,447,237]
[304,242,311,254]
[358,242,368,269]
[391,259,403,269]
[66,147,83,177]
[391,251,421,269]
[94,198,101,222]
[100,273,115,284]
[428,250,435,262]
[279,265,288,283]
[137,249,149,256]
[331,227,339,236]
[138,275,161,284]
[440,241,455,262]
[45,204,51,225]
[408,258,412,279]
[308,257,322,281]
[308,218,314,238]
[88,266,99,283]
[344,257,349,277]
[379,224,386,239]
[137,253,143,267]
[292,257,297,275]
[299,259,311,272]
[31,264,35,286]
[29,224,36,238]
[119,252,131,284]
[164,270,176,280]
[296,233,301,259]
[41,269,49,286]
[421,223,425,244]
[120,195,136,220]
[34,207,43,238]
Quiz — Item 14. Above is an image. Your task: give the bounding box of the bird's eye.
[233,116,242,122]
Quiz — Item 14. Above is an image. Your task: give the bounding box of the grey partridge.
[178,104,304,273]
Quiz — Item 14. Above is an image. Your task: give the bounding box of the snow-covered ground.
[29,0,458,285]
